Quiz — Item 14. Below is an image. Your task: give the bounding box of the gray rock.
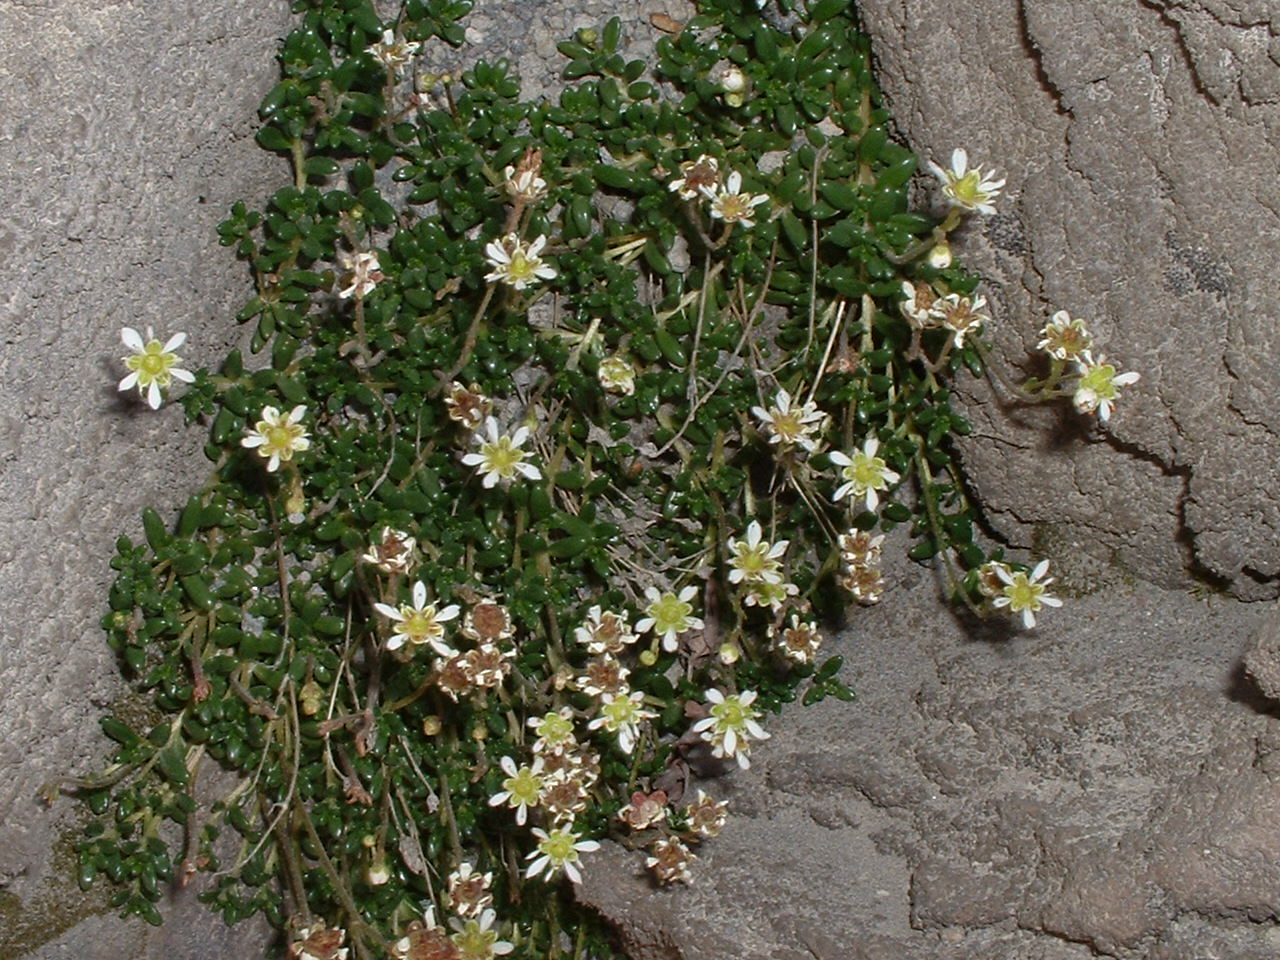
[853,0,1280,599]
[1243,611,1280,702]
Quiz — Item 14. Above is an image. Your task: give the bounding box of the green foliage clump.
[66,0,1028,956]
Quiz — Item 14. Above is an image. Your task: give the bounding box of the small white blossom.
[241,405,311,473]
[369,28,420,74]
[742,578,798,612]
[525,826,600,884]
[1037,310,1094,362]
[1073,357,1140,422]
[772,614,823,665]
[586,690,656,754]
[484,233,556,290]
[702,171,770,227]
[449,908,514,960]
[751,388,827,453]
[598,354,636,395]
[692,689,769,770]
[361,527,417,574]
[927,148,1005,215]
[992,559,1062,628]
[336,250,383,299]
[636,585,704,653]
[830,437,900,511]
[118,327,194,410]
[461,416,542,488]
[528,707,577,754]
[447,862,494,919]
[726,520,787,585]
[899,280,940,329]
[668,154,720,200]
[930,292,990,348]
[574,607,639,655]
[373,581,460,655]
[487,755,544,826]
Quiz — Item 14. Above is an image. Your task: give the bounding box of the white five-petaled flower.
[598,354,636,395]
[930,292,990,348]
[586,690,656,754]
[528,707,577,754]
[830,437,900,512]
[899,280,940,329]
[461,416,542,488]
[487,755,544,826]
[241,405,311,473]
[449,908,514,960]
[369,28,421,74]
[525,826,600,884]
[773,614,823,665]
[483,233,557,290]
[373,580,460,655]
[927,148,1005,215]
[636,585,704,653]
[692,688,770,770]
[702,171,770,228]
[1072,357,1139,422]
[991,558,1062,628]
[668,154,720,200]
[118,327,194,410]
[1037,310,1094,362]
[726,520,788,585]
[336,250,383,299]
[742,578,798,612]
[751,388,827,453]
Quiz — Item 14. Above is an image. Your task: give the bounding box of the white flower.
[525,826,600,884]
[838,529,884,568]
[726,520,788,585]
[118,327,194,409]
[927,148,1005,215]
[636,585,704,653]
[772,614,823,665]
[1037,310,1094,362]
[447,862,494,919]
[586,690,656,754]
[527,707,577,754]
[691,689,769,770]
[373,580,460,655]
[360,527,417,574]
[449,908,514,959]
[668,155,720,200]
[487,755,544,826]
[702,171,770,227]
[742,578,798,612]
[573,606,639,655]
[484,233,556,290]
[461,416,542,488]
[830,437,900,511]
[991,559,1062,628]
[598,354,636,395]
[1073,357,1139,422]
[899,280,940,329]
[336,250,382,299]
[369,28,420,74]
[930,292,990,348]
[751,388,827,453]
[241,405,311,472]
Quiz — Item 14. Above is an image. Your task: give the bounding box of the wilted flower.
[773,614,823,665]
[646,838,696,885]
[830,437,900,511]
[840,563,886,605]
[118,326,193,410]
[618,789,668,831]
[574,607,638,655]
[241,405,311,473]
[598,354,636,395]
[928,148,1005,215]
[692,689,769,769]
[1038,310,1094,362]
[488,755,544,826]
[1073,357,1139,422]
[992,559,1062,628]
[900,280,941,328]
[361,527,417,574]
[445,382,493,430]
[369,28,421,75]
[373,581,460,655]
[683,789,728,839]
[461,417,542,488]
[525,826,600,884]
[668,154,720,200]
[389,912,458,960]
[462,599,514,643]
[930,292,990,348]
[336,250,383,299]
[503,147,547,203]
[539,776,589,824]
[462,643,512,689]
[447,863,494,919]
[976,559,1012,599]
[483,233,556,290]
[289,923,349,960]
[703,171,770,227]
[751,388,827,453]
[838,529,885,568]
[577,656,630,698]
[726,520,788,585]
[435,654,475,702]
[636,585,704,653]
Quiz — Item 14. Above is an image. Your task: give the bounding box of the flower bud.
[926,242,953,269]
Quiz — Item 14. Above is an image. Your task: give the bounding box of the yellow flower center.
[843,453,886,490]
[1078,364,1118,400]
[650,594,691,633]
[712,696,747,731]
[505,767,542,805]
[717,195,752,221]
[481,438,523,477]
[541,830,576,863]
[506,251,536,282]
[949,171,986,208]
[1004,574,1045,613]
[401,608,440,642]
